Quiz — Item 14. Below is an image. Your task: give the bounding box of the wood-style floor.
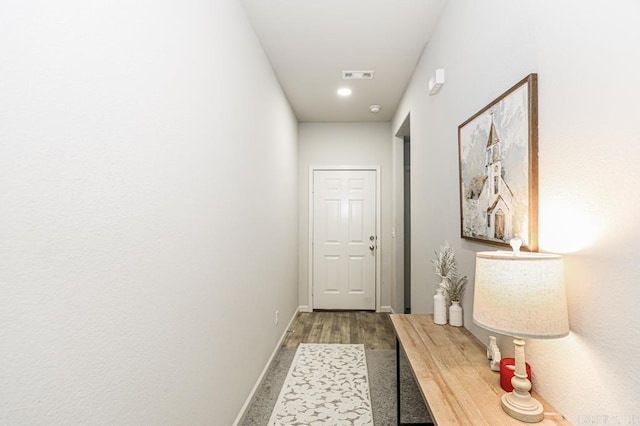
[281,311,396,350]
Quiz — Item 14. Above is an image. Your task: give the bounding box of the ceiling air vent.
[342,70,374,80]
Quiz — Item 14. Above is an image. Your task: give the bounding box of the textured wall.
[392,0,640,423]
[0,1,298,424]
[529,1,640,421]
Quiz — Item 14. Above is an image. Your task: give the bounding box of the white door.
[312,170,377,310]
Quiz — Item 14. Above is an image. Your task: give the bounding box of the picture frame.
[458,73,538,251]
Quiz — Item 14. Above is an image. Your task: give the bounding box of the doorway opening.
[403,135,411,314]
[395,114,411,314]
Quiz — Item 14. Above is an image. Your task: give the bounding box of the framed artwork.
[458,74,538,251]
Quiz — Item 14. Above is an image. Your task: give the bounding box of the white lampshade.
[473,251,569,339]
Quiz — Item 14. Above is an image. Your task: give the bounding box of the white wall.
[298,122,392,311]
[0,1,298,424]
[392,0,640,423]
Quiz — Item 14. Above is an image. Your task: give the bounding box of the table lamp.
[473,243,569,423]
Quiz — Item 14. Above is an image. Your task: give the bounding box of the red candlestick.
[500,357,532,392]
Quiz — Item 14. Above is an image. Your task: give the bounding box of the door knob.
[369,245,375,251]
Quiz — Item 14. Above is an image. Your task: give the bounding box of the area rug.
[267,343,373,425]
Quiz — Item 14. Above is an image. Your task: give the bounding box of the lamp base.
[501,391,544,423]
[498,337,545,423]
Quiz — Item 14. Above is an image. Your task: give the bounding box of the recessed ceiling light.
[369,104,382,113]
[337,88,352,97]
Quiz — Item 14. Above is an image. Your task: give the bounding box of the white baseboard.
[232,306,299,426]
[300,305,393,313]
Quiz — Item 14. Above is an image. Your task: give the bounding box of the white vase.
[449,301,463,327]
[433,288,447,325]
[444,287,450,321]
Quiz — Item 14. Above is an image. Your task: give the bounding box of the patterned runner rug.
[268,343,373,425]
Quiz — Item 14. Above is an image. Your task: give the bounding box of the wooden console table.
[390,314,568,425]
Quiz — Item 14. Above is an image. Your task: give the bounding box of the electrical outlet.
[275,310,279,327]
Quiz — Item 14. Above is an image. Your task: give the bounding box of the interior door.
[312,170,376,310]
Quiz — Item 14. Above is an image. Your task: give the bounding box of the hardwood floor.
[281,311,396,350]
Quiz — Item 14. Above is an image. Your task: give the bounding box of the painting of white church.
[458,76,536,248]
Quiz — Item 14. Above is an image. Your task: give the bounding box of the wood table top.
[390,314,569,425]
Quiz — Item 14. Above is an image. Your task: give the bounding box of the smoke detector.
[343,70,374,80]
[369,105,382,113]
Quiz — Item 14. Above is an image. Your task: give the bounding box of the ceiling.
[240,0,447,122]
